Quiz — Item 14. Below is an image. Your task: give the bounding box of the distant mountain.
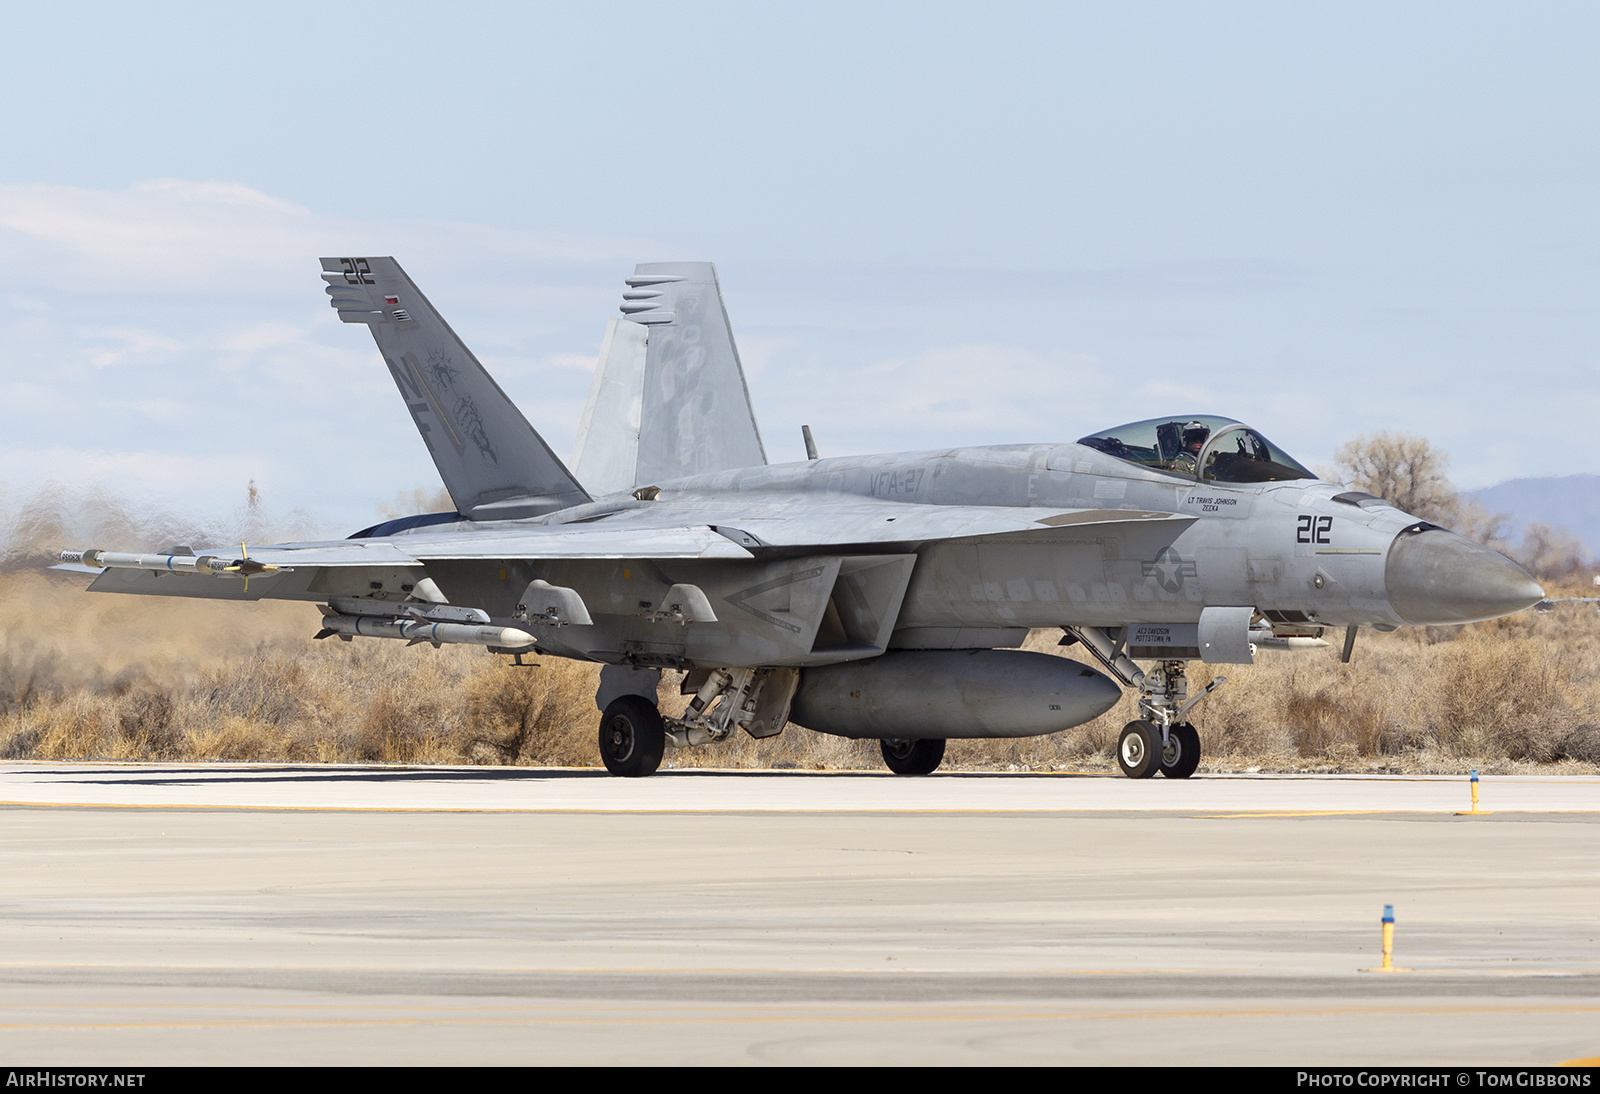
[1468,475,1600,556]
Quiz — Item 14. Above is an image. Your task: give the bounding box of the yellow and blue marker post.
[1381,904,1394,972]
[1362,903,1407,972]
[1457,768,1493,815]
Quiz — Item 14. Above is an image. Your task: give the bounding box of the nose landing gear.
[1066,628,1225,782]
[1126,661,1218,780]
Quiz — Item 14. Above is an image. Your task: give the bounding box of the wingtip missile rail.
[59,548,289,578]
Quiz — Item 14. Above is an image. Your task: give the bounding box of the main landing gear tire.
[881,737,946,776]
[1158,722,1201,779]
[599,695,666,778]
[1117,720,1163,779]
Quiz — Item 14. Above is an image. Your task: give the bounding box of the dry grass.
[3,569,1598,774]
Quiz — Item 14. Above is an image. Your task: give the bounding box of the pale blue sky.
[2,3,1597,531]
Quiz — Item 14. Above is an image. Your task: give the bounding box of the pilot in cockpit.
[1078,415,1317,483]
[1173,423,1210,471]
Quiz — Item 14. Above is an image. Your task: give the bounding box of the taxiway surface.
[2,763,1597,1065]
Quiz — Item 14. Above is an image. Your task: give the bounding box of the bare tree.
[1333,432,1456,522]
[1515,522,1590,581]
[1332,431,1506,546]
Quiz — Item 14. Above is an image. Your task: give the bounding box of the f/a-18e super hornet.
[60,257,1545,778]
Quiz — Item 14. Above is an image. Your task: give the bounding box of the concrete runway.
[2,762,1598,1065]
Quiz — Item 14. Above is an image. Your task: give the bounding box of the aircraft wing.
[528,500,1192,550]
[79,524,753,576]
[70,502,1187,609]
[197,503,1184,567]
[73,524,752,603]
[79,503,1182,575]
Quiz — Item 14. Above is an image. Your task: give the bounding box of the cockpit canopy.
[1077,415,1317,484]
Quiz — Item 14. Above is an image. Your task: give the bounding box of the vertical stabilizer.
[572,262,766,494]
[572,318,649,497]
[321,257,591,520]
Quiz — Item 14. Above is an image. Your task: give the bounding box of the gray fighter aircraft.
[60,258,1545,778]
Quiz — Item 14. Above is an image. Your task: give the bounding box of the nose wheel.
[1118,719,1202,779]
[1117,721,1162,778]
[1159,723,1201,779]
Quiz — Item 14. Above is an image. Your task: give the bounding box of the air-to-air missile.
[314,608,536,650]
[60,547,273,577]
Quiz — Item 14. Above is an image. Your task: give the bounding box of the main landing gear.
[880,737,946,776]
[595,666,802,777]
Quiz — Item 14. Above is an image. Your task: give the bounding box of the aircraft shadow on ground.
[41,764,1103,787]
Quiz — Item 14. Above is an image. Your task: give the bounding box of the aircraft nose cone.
[1385,526,1544,625]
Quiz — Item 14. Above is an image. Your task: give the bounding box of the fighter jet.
[60,258,1545,778]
